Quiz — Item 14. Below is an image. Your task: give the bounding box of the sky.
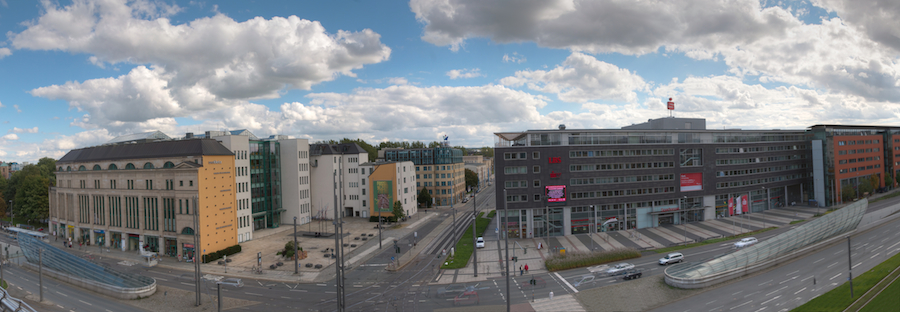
[1,0,899,163]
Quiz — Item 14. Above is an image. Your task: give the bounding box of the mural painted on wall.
[375,180,394,213]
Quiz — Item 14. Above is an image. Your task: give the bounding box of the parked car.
[622,269,643,280]
[453,290,479,306]
[462,198,469,203]
[605,262,635,276]
[734,237,758,248]
[436,284,467,298]
[572,275,595,287]
[521,276,546,289]
[475,237,485,248]
[659,252,684,265]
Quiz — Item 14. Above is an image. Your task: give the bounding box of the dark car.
[521,276,546,289]
[436,284,467,298]
[453,290,479,306]
[622,269,643,280]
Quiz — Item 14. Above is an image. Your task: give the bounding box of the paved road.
[2,264,146,312]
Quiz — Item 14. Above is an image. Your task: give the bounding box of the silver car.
[605,262,635,276]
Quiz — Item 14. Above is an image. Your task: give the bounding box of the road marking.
[800,276,814,282]
[827,262,839,268]
[794,287,806,295]
[744,291,760,298]
[829,273,842,281]
[786,270,799,276]
[78,300,93,306]
[554,272,578,293]
[813,258,825,264]
[870,253,881,259]
[754,307,767,312]
[290,289,307,292]
[281,296,291,299]
[316,284,327,286]
[56,291,69,297]
[730,300,752,310]
[706,300,717,305]
[155,277,167,281]
[245,292,263,296]
[732,290,743,296]
[56,305,64,309]
[180,282,194,286]
[834,251,842,255]
[765,286,788,297]
[761,295,781,305]
[852,263,862,269]
[709,305,724,311]
[759,280,772,286]
[779,276,798,284]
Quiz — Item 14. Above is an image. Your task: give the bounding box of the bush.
[201,244,242,263]
[368,215,397,223]
[544,248,641,272]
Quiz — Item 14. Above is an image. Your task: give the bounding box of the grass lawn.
[789,219,806,225]
[654,227,776,254]
[440,212,491,269]
[859,273,900,312]
[793,251,900,312]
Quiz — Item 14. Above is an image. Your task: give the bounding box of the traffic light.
[529,279,536,285]
[512,256,518,262]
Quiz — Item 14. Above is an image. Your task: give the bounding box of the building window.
[533,166,541,173]
[504,166,527,174]
[533,152,540,159]
[534,180,541,187]
[534,194,541,201]
[680,149,702,167]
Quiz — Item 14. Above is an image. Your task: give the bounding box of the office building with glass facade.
[382,147,465,206]
[494,118,813,238]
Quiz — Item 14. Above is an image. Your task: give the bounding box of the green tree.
[418,187,432,208]
[428,141,442,148]
[410,141,426,148]
[392,200,405,220]
[870,174,880,190]
[480,146,494,158]
[841,185,856,202]
[465,169,478,190]
[5,158,56,222]
[896,171,900,188]
[859,178,874,197]
[281,240,296,258]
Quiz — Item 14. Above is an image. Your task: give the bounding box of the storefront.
[183,243,196,262]
[144,235,159,253]
[110,232,122,250]
[93,230,105,246]
[128,234,140,251]
[164,237,178,257]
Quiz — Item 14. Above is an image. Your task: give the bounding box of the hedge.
[202,244,242,263]
[368,215,397,223]
[544,248,641,271]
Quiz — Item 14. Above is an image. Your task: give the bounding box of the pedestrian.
[520,265,524,276]
[549,291,554,300]
[525,264,529,273]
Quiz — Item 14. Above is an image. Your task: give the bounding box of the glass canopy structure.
[666,199,867,281]
[19,234,156,290]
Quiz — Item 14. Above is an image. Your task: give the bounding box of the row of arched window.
[60,161,177,172]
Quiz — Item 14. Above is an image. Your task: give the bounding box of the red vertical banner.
[741,195,749,213]
[667,98,675,110]
[727,197,734,216]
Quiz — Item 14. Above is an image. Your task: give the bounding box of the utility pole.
[590,205,595,251]
[503,189,510,312]
[848,236,854,298]
[473,186,478,277]
[193,197,201,306]
[39,248,43,302]
[682,196,688,245]
[293,217,299,274]
[332,171,344,312]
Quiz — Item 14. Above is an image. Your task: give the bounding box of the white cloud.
[13,0,391,130]
[10,127,39,134]
[500,52,646,103]
[412,0,795,54]
[812,0,900,53]
[446,68,483,79]
[13,105,21,113]
[0,48,10,59]
[1,134,18,141]
[388,77,409,85]
[502,52,526,63]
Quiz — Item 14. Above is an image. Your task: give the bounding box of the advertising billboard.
[545,185,567,202]
[680,173,703,192]
[374,180,394,213]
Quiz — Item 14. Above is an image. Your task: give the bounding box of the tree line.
[315,138,494,162]
[0,157,56,223]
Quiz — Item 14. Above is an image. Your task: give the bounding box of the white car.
[659,252,684,265]
[572,275,595,287]
[605,263,635,276]
[734,237,759,248]
[475,237,485,248]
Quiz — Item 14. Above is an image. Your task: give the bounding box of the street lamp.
[761,186,767,229]
[682,196,688,245]
[293,217,299,274]
[472,189,478,278]
[590,205,595,251]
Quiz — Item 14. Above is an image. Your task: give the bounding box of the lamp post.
[590,205,596,251]
[848,236,854,298]
[761,186,767,229]
[293,217,299,274]
[682,196,688,245]
[472,188,478,278]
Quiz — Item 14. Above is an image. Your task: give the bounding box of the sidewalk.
[46,210,444,284]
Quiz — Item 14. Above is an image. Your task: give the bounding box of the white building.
[310,143,369,219]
